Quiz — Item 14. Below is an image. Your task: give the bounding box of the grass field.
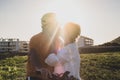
[80,52,120,80]
[0,52,120,80]
[0,55,27,80]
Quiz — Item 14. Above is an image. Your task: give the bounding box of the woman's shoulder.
[65,43,76,48]
[59,43,75,52]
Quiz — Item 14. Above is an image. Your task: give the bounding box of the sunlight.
[43,0,83,47]
[44,0,80,28]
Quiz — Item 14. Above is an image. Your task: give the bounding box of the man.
[26,13,60,80]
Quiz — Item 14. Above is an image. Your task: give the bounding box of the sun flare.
[44,0,80,29]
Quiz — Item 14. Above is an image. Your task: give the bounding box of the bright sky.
[0,0,120,45]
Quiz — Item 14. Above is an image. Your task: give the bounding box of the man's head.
[41,13,59,34]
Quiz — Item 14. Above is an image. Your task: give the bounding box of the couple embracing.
[26,13,81,80]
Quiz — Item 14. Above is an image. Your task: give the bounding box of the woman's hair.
[63,22,81,42]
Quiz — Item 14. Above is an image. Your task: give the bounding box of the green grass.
[0,52,120,80]
[0,56,27,80]
[80,52,120,80]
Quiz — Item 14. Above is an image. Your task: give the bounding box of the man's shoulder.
[30,32,43,40]
[29,32,48,44]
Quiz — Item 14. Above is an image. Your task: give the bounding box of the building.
[0,38,19,53]
[18,41,29,53]
[0,36,94,53]
[0,38,29,53]
[77,36,94,48]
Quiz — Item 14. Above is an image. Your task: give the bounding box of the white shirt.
[45,43,80,80]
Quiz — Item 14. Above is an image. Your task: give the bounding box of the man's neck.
[43,31,55,39]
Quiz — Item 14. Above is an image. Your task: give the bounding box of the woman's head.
[63,22,81,43]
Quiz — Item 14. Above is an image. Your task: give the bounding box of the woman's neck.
[64,40,73,46]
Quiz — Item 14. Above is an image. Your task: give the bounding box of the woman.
[45,22,81,80]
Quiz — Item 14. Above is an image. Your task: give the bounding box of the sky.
[0,0,120,45]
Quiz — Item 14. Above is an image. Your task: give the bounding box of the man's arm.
[28,36,41,68]
[29,49,41,68]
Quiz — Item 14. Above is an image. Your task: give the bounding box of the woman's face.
[63,30,70,43]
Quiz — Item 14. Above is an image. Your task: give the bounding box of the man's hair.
[41,12,61,40]
[64,22,81,42]
[41,13,57,30]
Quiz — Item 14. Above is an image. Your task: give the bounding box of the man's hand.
[36,68,52,80]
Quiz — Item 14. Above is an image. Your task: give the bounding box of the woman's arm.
[45,46,70,66]
[45,53,59,66]
[57,47,70,64]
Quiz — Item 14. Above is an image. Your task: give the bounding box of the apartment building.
[0,36,93,53]
[77,36,94,48]
[0,38,19,53]
[18,41,29,53]
[0,38,29,53]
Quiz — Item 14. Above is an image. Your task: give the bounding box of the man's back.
[26,32,54,78]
